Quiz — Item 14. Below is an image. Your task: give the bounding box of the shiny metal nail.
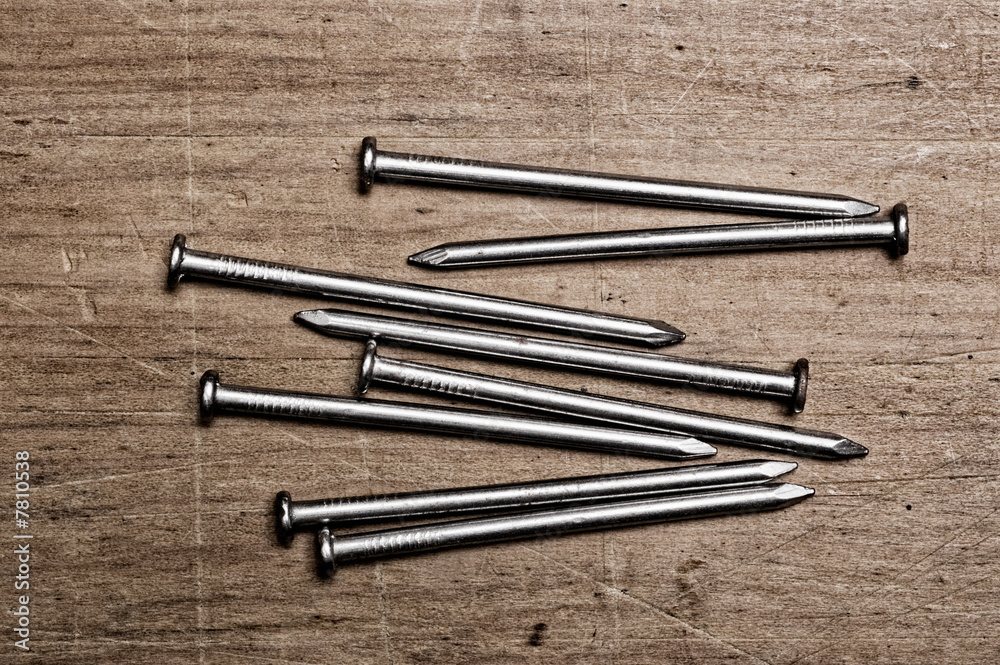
[294,309,809,412]
[198,370,715,460]
[166,234,684,347]
[316,482,814,576]
[275,459,796,545]
[410,203,910,269]
[358,343,866,459]
[361,137,878,218]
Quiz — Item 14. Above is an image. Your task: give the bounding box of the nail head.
[357,339,378,395]
[317,527,335,578]
[791,358,809,414]
[275,491,295,547]
[168,234,187,288]
[361,136,377,191]
[892,202,909,256]
[199,370,220,424]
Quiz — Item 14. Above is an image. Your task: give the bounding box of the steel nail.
[410,203,910,269]
[315,483,814,577]
[199,370,716,460]
[275,459,796,545]
[166,234,684,347]
[361,137,879,218]
[358,343,866,459]
[295,310,810,412]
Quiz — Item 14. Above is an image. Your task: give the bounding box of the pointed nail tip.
[759,460,799,478]
[682,439,718,457]
[642,321,685,346]
[293,310,325,327]
[652,333,686,347]
[406,254,433,267]
[774,483,815,502]
[845,200,881,218]
[834,438,869,458]
[408,246,451,268]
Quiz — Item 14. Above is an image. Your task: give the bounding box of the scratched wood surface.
[2,1,999,662]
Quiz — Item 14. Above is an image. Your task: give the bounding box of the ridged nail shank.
[166,234,684,347]
[199,370,715,460]
[317,483,814,576]
[410,203,910,269]
[362,137,879,218]
[276,459,797,544]
[295,308,809,411]
[358,346,865,459]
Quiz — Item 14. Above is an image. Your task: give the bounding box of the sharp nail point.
[648,321,686,345]
[683,439,718,457]
[834,438,869,458]
[775,483,815,502]
[760,460,799,478]
[294,310,325,326]
[846,200,881,217]
[409,247,449,267]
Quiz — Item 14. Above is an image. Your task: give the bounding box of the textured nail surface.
[276,459,797,545]
[166,234,683,347]
[362,137,878,218]
[199,370,715,460]
[411,203,910,269]
[359,343,866,459]
[295,309,810,411]
[316,483,814,576]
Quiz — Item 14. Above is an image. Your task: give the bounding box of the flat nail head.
[317,527,336,578]
[361,137,377,191]
[893,203,909,256]
[168,234,188,288]
[199,369,220,424]
[275,491,295,547]
[357,339,378,395]
[791,358,809,414]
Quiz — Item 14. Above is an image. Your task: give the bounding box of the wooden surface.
[2,1,999,662]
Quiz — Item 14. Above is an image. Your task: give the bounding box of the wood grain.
[2,1,999,663]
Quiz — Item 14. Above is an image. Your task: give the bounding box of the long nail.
[410,203,909,269]
[275,459,796,545]
[361,137,878,218]
[316,483,814,576]
[358,343,866,459]
[199,371,715,460]
[166,234,684,347]
[294,309,810,412]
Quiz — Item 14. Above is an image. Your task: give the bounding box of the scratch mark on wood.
[786,643,835,665]
[376,565,396,665]
[0,292,173,379]
[64,285,98,322]
[521,544,775,665]
[126,214,152,261]
[518,197,559,231]
[42,458,243,490]
[665,58,714,116]
[111,0,163,31]
[888,574,995,621]
[279,430,384,481]
[868,507,1000,595]
[804,17,978,135]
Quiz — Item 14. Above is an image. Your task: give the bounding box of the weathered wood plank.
[2,1,999,663]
